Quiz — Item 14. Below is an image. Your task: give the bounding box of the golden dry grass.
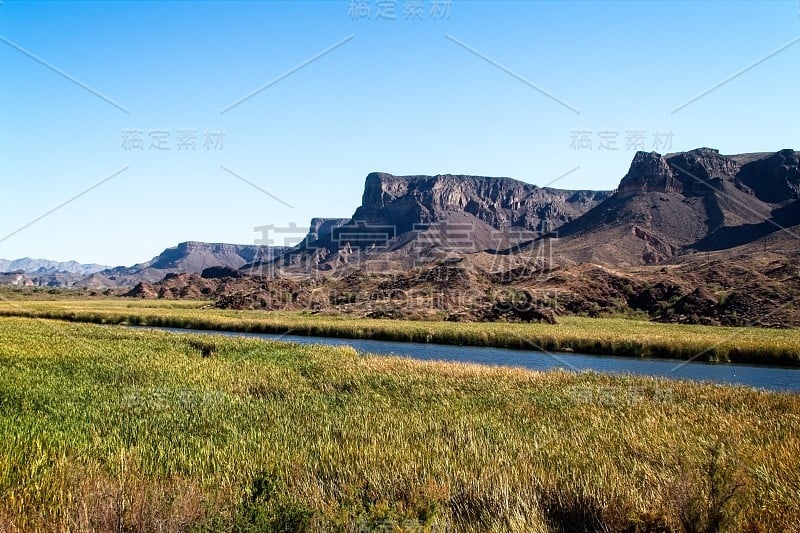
[0,298,798,366]
[0,316,798,531]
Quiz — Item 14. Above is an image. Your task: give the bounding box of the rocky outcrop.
[618,148,747,199]
[666,148,740,196]
[201,266,243,279]
[736,149,800,203]
[294,218,352,251]
[351,172,613,235]
[0,271,34,286]
[307,218,351,242]
[556,148,800,262]
[632,226,678,264]
[618,151,681,197]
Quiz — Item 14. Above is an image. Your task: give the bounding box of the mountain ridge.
[0,258,110,276]
[3,147,797,288]
[550,147,799,264]
[352,171,613,235]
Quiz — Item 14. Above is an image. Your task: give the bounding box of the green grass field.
[0,298,799,367]
[0,315,798,531]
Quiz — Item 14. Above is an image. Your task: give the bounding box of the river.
[140,327,800,392]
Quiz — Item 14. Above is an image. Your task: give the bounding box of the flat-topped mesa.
[352,171,612,235]
[147,242,272,270]
[173,241,259,254]
[668,147,739,176]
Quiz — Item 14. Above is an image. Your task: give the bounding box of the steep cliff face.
[617,151,681,197]
[736,149,800,203]
[308,218,351,239]
[607,147,799,210]
[666,148,741,196]
[554,148,800,264]
[302,218,351,248]
[351,172,612,235]
[617,148,745,198]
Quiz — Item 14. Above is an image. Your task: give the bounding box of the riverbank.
[133,326,800,392]
[0,299,799,367]
[0,316,798,531]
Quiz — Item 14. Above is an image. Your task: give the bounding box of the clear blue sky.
[1,0,798,265]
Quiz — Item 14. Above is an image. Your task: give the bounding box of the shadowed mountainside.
[546,148,800,265]
[124,147,800,327]
[6,148,798,316]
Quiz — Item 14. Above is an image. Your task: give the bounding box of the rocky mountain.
[0,258,111,288]
[6,147,798,295]
[129,226,800,327]
[75,242,286,288]
[123,147,800,327]
[352,172,612,235]
[549,148,800,265]
[266,172,613,274]
[255,152,799,274]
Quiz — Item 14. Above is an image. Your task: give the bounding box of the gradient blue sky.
[1,0,798,265]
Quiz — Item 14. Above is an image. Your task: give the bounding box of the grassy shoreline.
[0,316,798,531]
[0,299,799,367]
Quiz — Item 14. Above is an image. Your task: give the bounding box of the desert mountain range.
[4,147,800,326]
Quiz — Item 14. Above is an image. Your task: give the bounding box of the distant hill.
[75,242,286,288]
[0,243,286,289]
[0,258,111,288]
[0,258,109,276]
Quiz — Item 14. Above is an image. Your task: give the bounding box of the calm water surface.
[147,327,800,393]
